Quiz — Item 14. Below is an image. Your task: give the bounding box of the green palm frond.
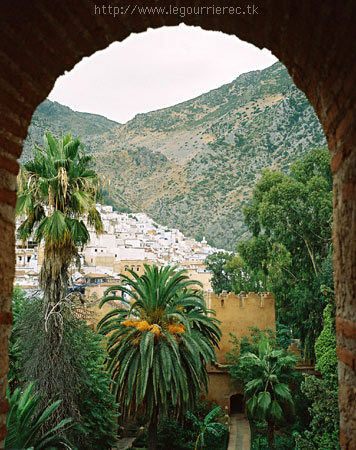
[65,218,90,246]
[269,399,283,421]
[17,132,103,249]
[274,382,292,402]
[36,210,69,246]
[247,396,258,416]
[257,391,271,413]
[241,338,297,427]
[98,265,221,424]
[5,382,72,449]
[203,406,222,425]
[245,378,264,396]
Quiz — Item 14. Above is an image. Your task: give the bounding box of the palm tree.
[98,264,221,450]
[186,406,228,450]
[241,339,297,448]
[5,382,73,449]
[16,132,103,307]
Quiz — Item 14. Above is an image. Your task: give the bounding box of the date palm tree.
[16,132,103,307]
[242,339,297,448]
[98,264,221,450]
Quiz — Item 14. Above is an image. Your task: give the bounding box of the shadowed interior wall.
[1,1,356,447]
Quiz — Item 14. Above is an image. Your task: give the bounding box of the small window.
[18,256,22,261]
[94,249,97,252]
[137,266,140,272]
[124,266,128,272]
[27,256,31,262]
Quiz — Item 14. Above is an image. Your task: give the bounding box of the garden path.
[228,414,251,450]
[114,436,136,450]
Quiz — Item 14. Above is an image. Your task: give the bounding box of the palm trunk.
[39,245,74,341]
[148,408,158,450]
[41,262,69,305]
[39,245,72,305]
[194,433,201,450]
[267,421,274,449]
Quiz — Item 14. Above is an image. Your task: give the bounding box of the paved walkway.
[228,414,251,450]
[114,437,135,450]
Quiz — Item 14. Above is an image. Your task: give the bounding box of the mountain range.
[23,62,326,249]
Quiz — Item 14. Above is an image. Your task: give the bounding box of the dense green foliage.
[98,264,221,450]
[241,147,333,356]
[204,252,233,294]
[8,287,27,390]
[5,382,72,449]
[186,406,228,450]
[294,304,340,449]
[314,304,338,377]
[207,147,333,357]
[10,294,118,449]
[154,417,194,450]
[229,335,298,448]
[131,401,228,450]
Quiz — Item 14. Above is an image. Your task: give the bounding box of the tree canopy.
[16,132,103,304]
[98,264,221,450]
[207,148,333,356]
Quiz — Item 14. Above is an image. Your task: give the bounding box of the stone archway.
[1,1,356,447]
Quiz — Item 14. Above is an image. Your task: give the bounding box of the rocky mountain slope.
[23,62,326,249]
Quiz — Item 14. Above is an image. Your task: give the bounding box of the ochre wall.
[86,299,122,330]
[185,269,212,291]
[209,292,276,363]
[205,292,275,412]
[206,370,243,414]
[85,282,120,303]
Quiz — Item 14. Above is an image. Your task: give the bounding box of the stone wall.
[1,1,356,446]
[205,292,275,411]
[209,292,276,363]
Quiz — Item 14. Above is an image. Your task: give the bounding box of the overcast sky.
[49,24,277,124]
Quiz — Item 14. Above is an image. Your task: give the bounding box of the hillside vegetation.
[23,62,326,249]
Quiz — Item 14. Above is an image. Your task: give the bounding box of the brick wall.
[1,1,356,446]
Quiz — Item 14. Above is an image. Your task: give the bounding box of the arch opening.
[1,3,356,449]
[230,394,245,415]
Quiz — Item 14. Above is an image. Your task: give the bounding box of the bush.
[157,418,194,450]
[5,382,72,449]
[10,295,118,449]
[131,401,228,450]
[8,287,27,390]
[294,304,340,449]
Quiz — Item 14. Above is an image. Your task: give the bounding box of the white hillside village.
[15,204,223,293]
